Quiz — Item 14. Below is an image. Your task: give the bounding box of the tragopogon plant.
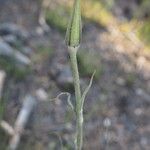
[65,0,95,149]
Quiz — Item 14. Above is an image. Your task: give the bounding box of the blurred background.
[0,0,150,149]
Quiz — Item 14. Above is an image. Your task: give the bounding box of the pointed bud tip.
[65,0,82,48]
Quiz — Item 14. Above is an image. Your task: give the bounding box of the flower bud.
[65,0,82,48]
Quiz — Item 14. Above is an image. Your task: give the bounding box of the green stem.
[68,47,83,150]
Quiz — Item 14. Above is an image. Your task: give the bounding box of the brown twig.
[8,95,37,150]
[0,70,6,98]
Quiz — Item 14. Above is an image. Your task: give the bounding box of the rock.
[21,47,32,55]
[135,88,150,102]
[0,23,29,43]
[0,41,30,65]
[2,34,33,56]
[103,118,111,128]
[35,88,48,102]
[2,35,32,55]
[2,35,18,46]
[57,66,73,89]
[134,108,143,116]
[50,63,74,91]
[116,77,125,86]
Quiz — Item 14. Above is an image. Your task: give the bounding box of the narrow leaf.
[55,92,75,111]
[81,71,96,109]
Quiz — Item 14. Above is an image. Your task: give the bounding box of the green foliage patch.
[46,0,113,33]
[32,44,54,63]
[137,21,150,47]
[77,50,102,79]
[0,56,31,81]
[0,128,8,150]
[46,6,69,33]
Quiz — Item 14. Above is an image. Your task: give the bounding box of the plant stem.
[68,47,83,150]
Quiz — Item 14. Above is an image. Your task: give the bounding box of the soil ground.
[0,0,150,150]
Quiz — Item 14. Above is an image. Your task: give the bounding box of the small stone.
[100,94,107,101]
[57,66,73,88]
[0,23,29,42]
[135,88,143,96]
[35,88,48,101]
[140,137,148,146]
[134,108,143,116]
[116,77,125,86]
[2,35,18,46]
[21,47,32,55]
[103,118,111,127]
[66,123,73,130]
[50,64,74,90]
[0,41,30,65]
